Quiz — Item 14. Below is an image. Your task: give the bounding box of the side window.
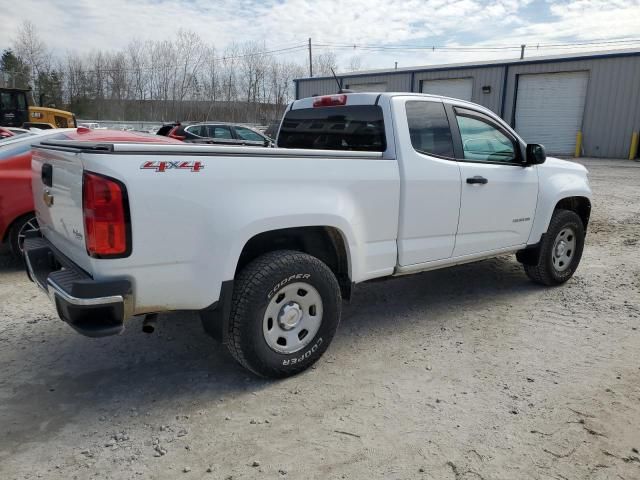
[406,101,454,158]
[1,92,14,110]
[235,126,264,142]
[16,94,27,110]
[455,108,518,163]
[54,115,68,128]
[187,125,206,137]
[207,125,233,139]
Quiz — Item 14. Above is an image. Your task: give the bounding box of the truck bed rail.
[35,140,385,159]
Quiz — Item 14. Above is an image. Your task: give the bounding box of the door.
[206,125,234,139]
[421,78,473,101]
[515,71,588,155]
[396,98,462,266]
[452,106,538,257]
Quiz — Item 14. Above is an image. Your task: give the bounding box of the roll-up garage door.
[346,82,387,92]
[421,78,473,101]
[515,71,588,155]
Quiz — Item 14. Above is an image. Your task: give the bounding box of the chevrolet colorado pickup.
[24,93,592,378]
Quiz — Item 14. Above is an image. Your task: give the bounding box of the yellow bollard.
[574,131,582,158]
[629,131,639,160]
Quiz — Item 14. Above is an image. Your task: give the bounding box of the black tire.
[523,209,585,286]
[8,213,39,259]
[227,250,341,378]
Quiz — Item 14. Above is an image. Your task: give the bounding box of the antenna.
[330,68,341,92]
[330,68,353,94]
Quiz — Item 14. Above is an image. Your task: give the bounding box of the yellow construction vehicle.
[0,87,76,129]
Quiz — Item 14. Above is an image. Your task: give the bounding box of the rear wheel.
[227,250,341,378]
[8,213,40,258]
[523,209,585,285]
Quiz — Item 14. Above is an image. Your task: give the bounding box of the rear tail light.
[168,127,186,140]
[83,172,131,258]
[313,94,347,107]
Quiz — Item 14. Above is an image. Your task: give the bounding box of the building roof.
[295,48,640,82]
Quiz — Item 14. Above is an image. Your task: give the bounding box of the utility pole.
[308,38,313,77]
[520,44,526,59]
[395,61,398,70]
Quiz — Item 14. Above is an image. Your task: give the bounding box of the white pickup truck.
[24,93,592,378]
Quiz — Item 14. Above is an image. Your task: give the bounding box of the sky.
[1,0,639,73]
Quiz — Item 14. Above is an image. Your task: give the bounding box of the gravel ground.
[1,158,639,480]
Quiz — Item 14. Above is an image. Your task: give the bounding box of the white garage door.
[421,78,473,101]
[515,71,589,155]
[346,82,387,92]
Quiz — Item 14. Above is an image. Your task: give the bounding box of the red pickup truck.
[0,128,180,258]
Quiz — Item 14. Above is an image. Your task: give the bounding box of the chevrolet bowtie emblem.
[43,190,54,207]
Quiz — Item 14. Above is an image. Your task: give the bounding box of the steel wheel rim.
[552,227,576,272]
[17,217,40,253]
[263,282,323,354]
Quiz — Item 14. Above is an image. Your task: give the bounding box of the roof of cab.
[290,91,481,110]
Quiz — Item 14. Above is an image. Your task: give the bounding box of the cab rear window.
[277,105,386,152]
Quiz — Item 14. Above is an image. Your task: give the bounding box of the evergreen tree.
[0,49,31,89]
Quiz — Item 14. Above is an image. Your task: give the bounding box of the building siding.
[414,67,505,114]
[297,78,341,98]
[295,51,640,158]
[343,73,413,92]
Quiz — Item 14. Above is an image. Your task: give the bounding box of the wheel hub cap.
[17,217,40,254]
[263,282,323,354]
[278,303,303,330]
[552,227,576,272]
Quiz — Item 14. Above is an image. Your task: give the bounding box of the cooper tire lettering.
[281,337,323,366]
[267,273,312,299]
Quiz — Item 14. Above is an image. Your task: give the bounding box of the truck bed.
[31,138,400,316]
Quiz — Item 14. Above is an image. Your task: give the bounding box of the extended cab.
[24,93,592,378]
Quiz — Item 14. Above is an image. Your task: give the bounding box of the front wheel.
[523,209,585,285]
[227,250,341,378]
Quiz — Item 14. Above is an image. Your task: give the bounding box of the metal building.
[294,49,640,158]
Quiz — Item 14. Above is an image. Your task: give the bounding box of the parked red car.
[0,127,181,258]
[0,126,34,139]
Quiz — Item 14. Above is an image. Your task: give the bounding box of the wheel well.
[554,197,591,228]
[236,227,352,299]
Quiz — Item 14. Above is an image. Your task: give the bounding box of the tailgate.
[32,145,91,272]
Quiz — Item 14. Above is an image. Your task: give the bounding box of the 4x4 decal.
[140,161,204,172]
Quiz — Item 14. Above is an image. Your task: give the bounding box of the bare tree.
[313,51,338,76]
[347,56,363,72]
[10,24,339,123]
[14,21,51,103]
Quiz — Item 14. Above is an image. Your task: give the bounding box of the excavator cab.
[0,88,29,127]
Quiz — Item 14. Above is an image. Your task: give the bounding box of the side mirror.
[526,143,546,165]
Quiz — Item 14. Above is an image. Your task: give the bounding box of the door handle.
[466,176,488,185]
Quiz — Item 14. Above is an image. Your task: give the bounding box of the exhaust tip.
[142,314,158,334]
[142,324,155,334]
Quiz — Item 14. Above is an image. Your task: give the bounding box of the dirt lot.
[1,158,639,480]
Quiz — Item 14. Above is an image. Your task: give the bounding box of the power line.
[3,36,639,77]
[313,37,640,52]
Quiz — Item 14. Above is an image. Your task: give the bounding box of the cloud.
[0,0,637,71]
